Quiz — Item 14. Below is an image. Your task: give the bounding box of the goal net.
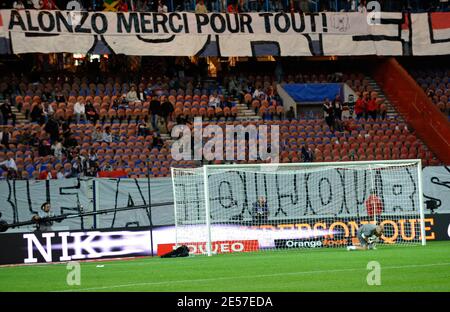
[171,160,425,256]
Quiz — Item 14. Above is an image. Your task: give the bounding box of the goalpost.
[171,160,426,256]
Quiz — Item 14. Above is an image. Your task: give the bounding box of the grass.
[0,241,449,292]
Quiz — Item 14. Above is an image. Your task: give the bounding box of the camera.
[425,199,439,214]
[0,212,8,233]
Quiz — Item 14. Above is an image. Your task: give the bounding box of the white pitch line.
[53,262,450,292]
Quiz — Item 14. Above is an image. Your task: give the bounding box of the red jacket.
[354,98,366,114]
[365,195,383,217]
[367,98,378,112]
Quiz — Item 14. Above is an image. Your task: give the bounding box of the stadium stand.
[0,66,441,180]
[409,68,450,121]
[2,0,447,13]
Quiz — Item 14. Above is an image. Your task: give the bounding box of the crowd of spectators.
[2,0,448,13]
[0,59,441,180]
[0,69,284,180]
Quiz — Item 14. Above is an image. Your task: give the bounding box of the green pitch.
[1,241,449,292]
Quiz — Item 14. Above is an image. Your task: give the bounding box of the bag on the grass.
[160,245,190,258]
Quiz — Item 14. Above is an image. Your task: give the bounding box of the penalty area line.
[53,262,450,292]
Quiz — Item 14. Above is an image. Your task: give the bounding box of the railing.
[373,57,450,164]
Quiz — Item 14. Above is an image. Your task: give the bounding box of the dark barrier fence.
[1,213,449,265]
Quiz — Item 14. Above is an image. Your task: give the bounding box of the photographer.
[32,202,54,232]
[252,196,269,225]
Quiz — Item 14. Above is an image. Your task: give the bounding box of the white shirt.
[253,89,264,99]
[103,132,113,143]
[43,104,54,116]
[0,158,17,171]
[57,171,65,179]
[126,90,139,102]
[208,96,220,108]
[51,142,63,159]
[74,102,85,114]
[158,4,168,13]
[13,1,25,9]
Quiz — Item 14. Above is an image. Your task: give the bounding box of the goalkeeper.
[347,224,384,251]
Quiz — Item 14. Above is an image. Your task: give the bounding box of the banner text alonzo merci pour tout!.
[7,10,329,35]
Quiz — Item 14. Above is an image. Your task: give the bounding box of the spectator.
[137,85,147,102]
[366,95,378,120]
[13,0,25,9]
[85,100,99,124]
[63,132,78,150]
[0,127,11,149]
[56,167,66,180]
[151,132,164,150]
[354,93,366,119]
[30,103,44,124]
[227,1,239,12]
[51,140,64,160]
[252,87,264,100]
[42,102,54,123]
[54,88,65,103]
[149,96,161,129]
[346,0,357,11]
[92,126,103,142]
[88,148,98,165]
[358,0,367,12]
[86,162,99,177]
[307,147,315,162]
[0,156,17,173]
[71,156,85,178]
[157,0,168,12]
[157,117,168,135]
[333,95,343,120]
[102,126,113,143]
[38,139,52,157]
[208,92,221,108]
[17,129,36,146]
[183,0,194,11]
[248,0,258,11]
[119,0,129,11]
[228,76,240,97]
[323,98,334,131]
[29,0,42,9]
[137,0,151,11]
[379,103,387,119]
[74,100,87,123]
[0,101,16,126]
[195,0,208,12]
[160,97,174,124]
[38,165,52,180]
[137,121,151,137]
[126,85,140,103]
[44,116,60,143]
[110,98,120,111]
[286,106,296,121]
[301,146,312,162]
[61,122,72,141]
[41,0,58,9]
